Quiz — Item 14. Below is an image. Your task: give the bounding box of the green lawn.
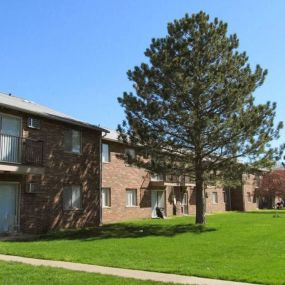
[0,261,174,285]
[0,211,285,285]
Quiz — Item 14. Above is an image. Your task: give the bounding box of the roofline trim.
[0,102,109,133]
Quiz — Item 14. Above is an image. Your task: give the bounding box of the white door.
[0,183,19,233]
[0,115,21,163]
[151,190,165,218]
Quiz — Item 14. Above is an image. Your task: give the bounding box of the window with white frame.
[212,192,218,204]
[63,185,82,210]
[0,114,21,163]
[102,188,111,207]
[64,129,81,154]
[126,189,137,207]
[125,148,135,164]
[102,143,110,162]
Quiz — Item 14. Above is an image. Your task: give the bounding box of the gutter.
[0,103,109,133]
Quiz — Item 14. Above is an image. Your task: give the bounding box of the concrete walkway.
[0,254,260,285]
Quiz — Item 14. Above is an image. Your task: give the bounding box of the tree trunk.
[195,162,206,224]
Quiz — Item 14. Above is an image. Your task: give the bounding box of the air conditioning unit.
[26,183,39,193]
[28,117,40,129]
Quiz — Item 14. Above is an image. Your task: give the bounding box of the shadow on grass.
[5,223,217,242]
[242,210,285,215]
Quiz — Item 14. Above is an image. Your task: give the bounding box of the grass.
[0,211,285,285]
[0,261,174,285]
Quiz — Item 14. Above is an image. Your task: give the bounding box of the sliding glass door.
[0,183,19,233]
[0,115,21,163]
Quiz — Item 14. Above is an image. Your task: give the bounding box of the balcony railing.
[0,133,43,166]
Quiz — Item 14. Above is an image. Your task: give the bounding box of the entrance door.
[0,183,19,233]
[151,190,165,218]
[182,192,189,215]
[0,115,21,163]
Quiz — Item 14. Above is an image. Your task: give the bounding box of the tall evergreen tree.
[117,12,284,224]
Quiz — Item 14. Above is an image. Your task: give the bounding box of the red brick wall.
[102,140,230,223]
[0,107,101,234]
[102,141,151,222]
[224,174,259,211]
[206,187,227,213]
[189,186,227,214]
[242,174,259,211]
[165,186,175,216]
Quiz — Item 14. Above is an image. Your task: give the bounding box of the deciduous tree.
[258,169,285,203]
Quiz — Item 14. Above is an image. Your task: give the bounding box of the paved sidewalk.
[0,254,260,285]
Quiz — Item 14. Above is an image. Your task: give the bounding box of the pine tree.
[117,12,284,224]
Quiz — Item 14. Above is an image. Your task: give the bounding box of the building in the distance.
[101,129,260,223]
[0,92,261,235]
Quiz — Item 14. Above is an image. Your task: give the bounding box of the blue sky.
[0,0,284,146]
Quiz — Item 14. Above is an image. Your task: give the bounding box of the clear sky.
[0,0,284,146]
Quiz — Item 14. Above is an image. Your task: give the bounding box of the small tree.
[258,169,285,207]
[118,12,284,224]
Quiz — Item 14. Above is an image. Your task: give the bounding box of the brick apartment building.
[101,129,260,223]
[0,92,107,234]
[0,93,260,234]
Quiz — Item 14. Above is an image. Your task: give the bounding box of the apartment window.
[212,192,218,204]
[0,114,21,163]
[126,189,137,207]
[102,188,111,207]
[102,143,110,162]
[247,192,252,202]
[125,148,135,164]
[64,129,81,154]
[63,185,82,210]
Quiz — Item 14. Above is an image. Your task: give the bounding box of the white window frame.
[0,113,22,164]
[0,113,22,135]
[102,143,110,162]
[126,189,137,207]
[212,192,218,204]
[102,188,111,208]
[64,129,82,154]
[63,185,82,210]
